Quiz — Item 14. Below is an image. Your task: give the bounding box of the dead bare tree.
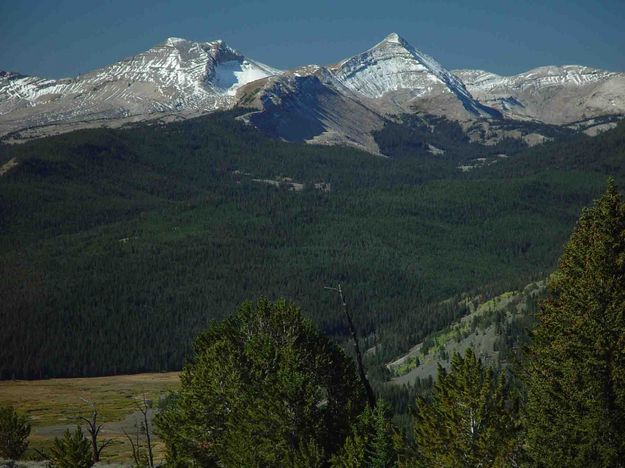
[121,394,155,468]
[123,425,144,467]
[136,394,154,468]
[325,284,376,408]
[79,398,113,463]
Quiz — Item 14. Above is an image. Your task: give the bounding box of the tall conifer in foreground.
[524,179,625,466]
[156,298,365,467]
[412,349,520,467]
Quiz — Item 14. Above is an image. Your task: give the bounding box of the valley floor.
[0,372,179,463]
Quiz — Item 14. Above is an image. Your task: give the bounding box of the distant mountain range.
[2,33,624,151]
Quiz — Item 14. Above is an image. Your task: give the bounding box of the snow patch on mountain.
[331,33,498,117]
[214,59,280,96]
[0,38,281,137]
[455,65,618,93]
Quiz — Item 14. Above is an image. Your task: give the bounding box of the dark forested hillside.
[1,111,623,379]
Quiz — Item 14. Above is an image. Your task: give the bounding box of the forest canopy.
[1,113,624,381]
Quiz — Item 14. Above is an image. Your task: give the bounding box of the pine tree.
[0,404,30,460]
[49,427,93,468]
[156,298,365,466]
[524,179,625,466]
[330,401,399,467]
[412,349,520,467]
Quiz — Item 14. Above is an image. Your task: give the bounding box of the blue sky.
[1,0,624,79]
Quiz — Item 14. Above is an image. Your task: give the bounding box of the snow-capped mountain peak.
[331,32,445,98]
[164,37,187,46]
[106,36,279,96]
[381,32,403,44]
[330,33,495,117]
[378,31,415,47]
[332,33,456,97]
[0,37,281,136]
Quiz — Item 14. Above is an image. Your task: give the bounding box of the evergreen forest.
[1,111,624,387]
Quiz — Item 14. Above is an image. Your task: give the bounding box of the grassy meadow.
[0,373,180,462]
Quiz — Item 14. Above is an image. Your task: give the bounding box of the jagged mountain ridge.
[0,38,280,138]
[1,32,624,148]
[239,34,624,152]
[238,34,502,153]
[455,65,625,126]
